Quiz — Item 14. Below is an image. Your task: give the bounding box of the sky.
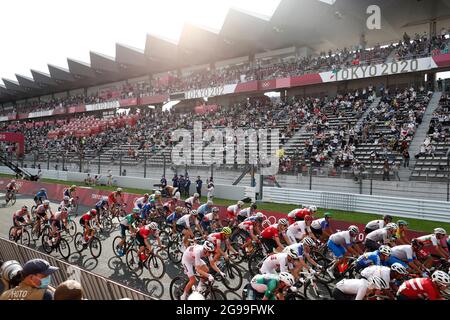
[0,0,282,85]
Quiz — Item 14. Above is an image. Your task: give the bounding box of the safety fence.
[0,237,155,300]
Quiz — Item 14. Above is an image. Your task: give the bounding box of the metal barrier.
[247,186,450,223]
[0,237,155,300]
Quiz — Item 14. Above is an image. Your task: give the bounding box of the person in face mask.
[0,258,58,300]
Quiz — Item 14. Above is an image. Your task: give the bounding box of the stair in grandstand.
[0,155,39,181]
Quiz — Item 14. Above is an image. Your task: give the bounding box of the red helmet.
[90,209,97,215]
[304,215,313,223]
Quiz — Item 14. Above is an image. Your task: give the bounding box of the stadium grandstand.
[1,0,450,304]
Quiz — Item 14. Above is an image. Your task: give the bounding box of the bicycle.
[210,258,243,291]
[125,246,166,279]
[74,230,102,258]
[112,232,138,258]
[8,224,31,246]
[296,270,333,300]
[41,229,71,260]
[169,275,226,300]
[30,217,51,242]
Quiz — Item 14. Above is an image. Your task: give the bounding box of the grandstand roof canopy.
[1,0,450,104]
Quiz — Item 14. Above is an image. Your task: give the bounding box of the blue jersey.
[197,204,212,219]
[244,216,258,223]
[141,203,152,219]
[356,250,382,269]
[63,189,71,198]
[95,200,108,209]
[35,191,47,199]
[167,212,181,224]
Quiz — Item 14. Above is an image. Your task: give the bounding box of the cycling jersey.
[360,265,391,287]
[329,231,353,247]
[6,183,16,190]
[13,209,28,219]
[287,208,311,222]
[356,251,383,269]
[63,189,75,198]
[416,234,439,246]
[197,204,212,217]
[35,191,47,200]
[176,214,198,228]
[365,228,389,243]
[283,243,305,258]
[226,204,241,219]
[237,207,252,218]
[138,225,159,239]
[207,232,226,249]
[166,211,181,224]
[140,203,153,219]
[35,204,50,218]
[239,220,256,232]
[181,245,211,277]
[391,245,415,262]
[108,192,123,204]
[81,213,95,222]
[286,221,309,242]
[397,278,442,300]
[244,216,259,223]
[365,219,385,231]
[59,200,71,210]
[335,279,369,300]
[120,214,137,227]
[95,199,108,210]
[250,274,280,300]
[311,218,329,230]
[185,196,199,207]
[134,197,148,209]
[260,253,289,274]
[261,224,280,240]
[202,212,216,222]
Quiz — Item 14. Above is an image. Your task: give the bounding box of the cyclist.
[360,264,408,298]
[283,237,322,278]
[34,188,48,205]
[285,215,317,245]
[200,207,221,233]
[134,194,150,210]
[207,227,237,273]
[180,241,219,300]
[389,243,425,274]
[176,210,202,249]
[34,200,53,222]
[355,245,392,272]
[167,206,184,234]
[415,228,449,261]
[364,223,398,251]
[185,193,200,210]
[237,203,257,223]
[136,222,163,267]
[5,180,17,201]
[108,188,126,217]
[397,270,450,300]
[117,208,140,256]
[197,200,213,221]
[237,212,264,254]
[94,197,110,218]
[48,207,69,245]
[395,220,410,245]
[260,250,300,275]
[63,185,77,199]
[79,209,98,243]
[246,272,295,300]
[260,218,290,253]
[149,191,164,211]
[287,205,317,224]
[58,196,71,212]
[326,225,361,279]
[163,197,178,215]
[226,201,245,224]
[333,276,387,300]
[11,206,31,240]
[310,212,333,241]
[364,215,393,234]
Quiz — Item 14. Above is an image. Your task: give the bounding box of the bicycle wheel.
[41,234,53,254]
[58,238,71,259]
[89,237,102,258]
[205,287,227,300]
[303,279,333,300]
[222,263,243,291]
[126,249,143,276]
[20,229,31,246]
[112,236,125,257]
[169,276,188,300]
[248,249,265,277]
[74,233,85,253]
[229,242,245,264]
[159,231,170,247]
[8,227,15,241]
[66,220,77,238]
[147,255,166,279]
[31,224,41,241]
[285,292,306,300]
[167,241,183,264]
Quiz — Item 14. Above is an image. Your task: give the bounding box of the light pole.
[446,148,450,201]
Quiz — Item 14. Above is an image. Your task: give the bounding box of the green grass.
[1,172,449,233]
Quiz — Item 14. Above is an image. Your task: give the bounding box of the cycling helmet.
[304,215,313,223]
[190,210,198,216]
[21,205,28,212]
[378,245,392,256]
[251,203,257,210]
[279,272,295,287]
[286,248,300,260]
[222,227,232,235]
[397,220,408,227]
[70,185,77,190]
[385,223,398,231]
[237,201,244,207]
[149,222,158,230]
[194,193,200,198]
[255,212,264,219]
[102,196,108,201]
[203,241,215,252]
[411,238,423,248]
[383,215,393,222]
[1,260,22,282]
[434,228,447,236]
[309,205,317,212]
[212,207,219,213]
[391,263,408,275]
[116,188,123,193]
[302,237,316,247]
[348,225,359,234]
[132,208,140,214]
[324,212,333,218]
[207,200,213,206]
[63,196,70,201]
[144,193,149,197]
[43,200,50,206]
[175,206,183,213]
[369,276,387,290]
[155,191,161,197]
[61,207,68,212]
[40,188,46,192]
[431,270,450,286]
[188,292,205,300]
[278,218,288,226]
[11,180,16,183]
[90,209,97,215]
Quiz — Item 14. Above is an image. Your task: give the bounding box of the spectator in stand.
[402,149,410,168]
[196,176,203,197]
[54,280,84,300]
[382,160,390,181]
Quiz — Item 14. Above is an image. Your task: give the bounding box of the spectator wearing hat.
[54,280,84,300]
[0,258,58,300]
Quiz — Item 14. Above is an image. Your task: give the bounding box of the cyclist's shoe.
[326,267,336,279]
[138,261,144,268]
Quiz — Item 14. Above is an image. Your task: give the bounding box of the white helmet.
[378,245,392,256]
[43,200,50,206]
[348,225,359,234]
[237,201,244,207]
[203,241,215,252]
[431,270,450,286]
[63,196,70,201]
[386,223,398,231]
[190,210,198,216]
[1,260,22,282]
[207,200,213,206]
[434,228,447,236]
[369,276,387,290]
[187,291,205,300]
[279,272,295,287]
[255,212,265,219]
[116,188,123,192]
[149,222,158,230]
[286,248,299,260]
[302,237,316,247]
[155,191,161,196]
[278,218,288,226]
[390,263,408,275]
[11,180,16,183]
[194,193,200,198]
[309,205,317,212]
